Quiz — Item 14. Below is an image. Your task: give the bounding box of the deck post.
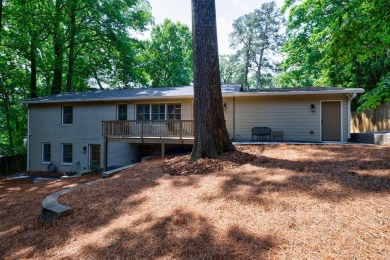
[179,120,183,140]
[103,135,108,171]
[161,142,165,158]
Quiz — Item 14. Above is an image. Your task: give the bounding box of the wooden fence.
[0,154,27,176]
[351,103,390,133]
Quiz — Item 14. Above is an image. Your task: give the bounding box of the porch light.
[83,146,87,153]
[311,104,315,113]
[224,103,227,111]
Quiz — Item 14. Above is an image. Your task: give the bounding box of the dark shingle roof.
[23,84,242,104]
[23,84,364,104]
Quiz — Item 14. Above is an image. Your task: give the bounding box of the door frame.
[88,144,101,170]
[320,100,343,142]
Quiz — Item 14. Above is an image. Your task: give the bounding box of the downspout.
[347,93,357,141]
[27,106,30,172]
[233,97,236,140]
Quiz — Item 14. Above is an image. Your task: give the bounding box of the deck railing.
[102,120,194,139]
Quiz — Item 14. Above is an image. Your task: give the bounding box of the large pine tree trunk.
[190,0,234,160]
[65,1,76,92]
[51,0,63,94]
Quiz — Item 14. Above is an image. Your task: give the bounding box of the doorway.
[321,101,341,141]
[89,144,101,170]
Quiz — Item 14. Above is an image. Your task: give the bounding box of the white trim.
[27,108,30,172]
[61,105,73,126]
[41,143,51,164]
[134,102,182,120]
[320,100,343,142]
[117,104,128,120]
[61,143,73,165]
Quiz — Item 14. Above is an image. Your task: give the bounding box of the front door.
[89,144,101,170]
[322,101,341,141]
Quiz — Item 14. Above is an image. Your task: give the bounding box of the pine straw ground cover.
[0,144,389,259]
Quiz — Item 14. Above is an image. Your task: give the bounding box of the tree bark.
[0,0,3,39]
[51,0,64,94]
[65,1,76,92]
[30,33,38,98]
[190,0,234,160]
[256,48,264,89]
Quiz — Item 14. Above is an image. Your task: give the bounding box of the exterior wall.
[234,94,349,142]
[28,102,137,173]
[28,99,193,173]
[223,97,234,137]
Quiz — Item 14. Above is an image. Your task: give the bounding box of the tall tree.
[191,0,234,160]
[282,0,390,110]
[230,1,285,89]
[145,19,193,87]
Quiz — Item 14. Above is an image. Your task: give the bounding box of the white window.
[167,104,181,120]
[151,104,165,120]
[136,104,150,120]
[42,143,51,163]
[136,103,181,120]
[62,106,73,125]
[62,144,73,164]
[117,104,127,120]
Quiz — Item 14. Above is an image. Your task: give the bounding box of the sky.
[144,0,285,55]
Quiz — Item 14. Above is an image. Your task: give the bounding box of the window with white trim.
[136,103,181,120]
[62,106,73,125]
[62,144,73,164]
[167,104,181,120]
[117,104,127,120]
[151,104,165,120]
[136,104,150,120]
[42,143,51,163]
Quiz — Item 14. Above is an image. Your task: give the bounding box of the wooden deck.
[102,120,194,144]
[102,120,194,170]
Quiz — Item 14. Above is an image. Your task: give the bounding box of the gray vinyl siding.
[234,94,349,142]
[223,97,234,137]
[28,103,136,173]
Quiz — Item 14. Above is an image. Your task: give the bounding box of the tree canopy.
[281,0,390,110]
[145,19,193,88]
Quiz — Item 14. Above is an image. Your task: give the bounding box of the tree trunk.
[190,0,234,160]
[51,0,64,94]
[244,45,250,88]
[65,1,76,92]
[256,48,264,89]
[30,33,38,98]
[0,0,3,39]
[93,70,104,90]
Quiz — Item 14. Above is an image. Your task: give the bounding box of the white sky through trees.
[144,0,285,55]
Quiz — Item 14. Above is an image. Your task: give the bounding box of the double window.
[42,143,51,163]
[62,143,73,164]
[118,104,127,120]
[62,106,73,125]
[136,103,181,120]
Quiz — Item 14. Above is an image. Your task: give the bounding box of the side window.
[42,143,51,163]
[136,104,150,120]
[118,104,127,120]
[62,143,73,164]
[62,106,73,125]
[151,104,165,120]
[167,104,181,120]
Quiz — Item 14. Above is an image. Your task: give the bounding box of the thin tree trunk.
[66,1,76,92]
[256,48,264,89]
[244,47,250,88]
[0,0,3,39]
[191,0,234,160]
[51,0,64,94]
[93,70,104,90]
[30,33,38,98]
[3,91,13,149]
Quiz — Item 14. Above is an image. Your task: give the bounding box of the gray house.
[24,84,364,173]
